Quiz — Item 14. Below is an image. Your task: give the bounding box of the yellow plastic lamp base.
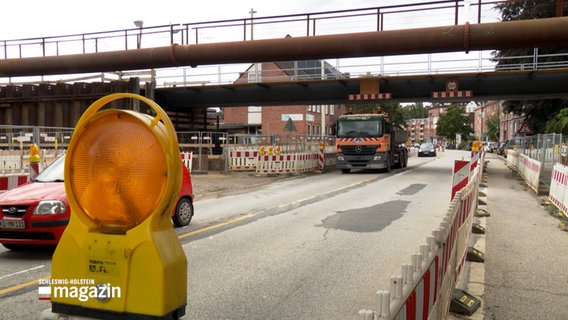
[51,93,186,319]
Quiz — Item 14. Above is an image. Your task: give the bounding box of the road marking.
[0,265,44,281]
[178,213,255,239]
[0,276,49,295]
[1,174,382,296]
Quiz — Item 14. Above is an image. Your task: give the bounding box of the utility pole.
[249,8,257,40]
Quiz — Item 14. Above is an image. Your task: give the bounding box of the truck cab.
[334,113,408,173]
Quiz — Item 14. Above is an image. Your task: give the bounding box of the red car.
[0,155,194,250]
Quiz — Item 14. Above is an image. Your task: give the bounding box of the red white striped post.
[451,160,470,200]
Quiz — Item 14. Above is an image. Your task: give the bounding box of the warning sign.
[517,121,534,135]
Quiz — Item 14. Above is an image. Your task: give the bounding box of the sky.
[2,0,408,40]
[0,1,500,86]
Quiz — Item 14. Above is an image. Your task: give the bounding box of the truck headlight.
[33,200,66,215]
[373,155,382,161]
[337,155,345,161]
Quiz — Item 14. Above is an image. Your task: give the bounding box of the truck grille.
[340,145,378,156]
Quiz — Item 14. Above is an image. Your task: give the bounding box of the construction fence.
[358,151,485,319]
[504,133,568,219]
[0,127,337,185]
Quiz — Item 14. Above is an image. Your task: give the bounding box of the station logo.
[38,278,121,302]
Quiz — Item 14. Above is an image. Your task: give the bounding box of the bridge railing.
[2,1,567,87]
[1,1,499,60]
[0,0,505,86]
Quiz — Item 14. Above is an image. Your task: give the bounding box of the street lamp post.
[249,8,257,40]
[133,20,143,49]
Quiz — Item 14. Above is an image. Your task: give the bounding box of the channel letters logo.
[38,278,121,302]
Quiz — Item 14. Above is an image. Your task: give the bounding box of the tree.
[344,102,407,128]
[485,112,500,142]
[402,102,429,120]
[436,105,473,141]
[492,0,568,133]
[545,106,568,134]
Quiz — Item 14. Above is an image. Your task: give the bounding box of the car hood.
[0,181,67,204]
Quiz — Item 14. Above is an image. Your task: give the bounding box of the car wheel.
[173,197,194,227]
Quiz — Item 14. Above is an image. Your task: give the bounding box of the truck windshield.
[337,120,382,137]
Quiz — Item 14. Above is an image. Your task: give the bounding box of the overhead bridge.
[154,68,568,110]
[1,16,568,109]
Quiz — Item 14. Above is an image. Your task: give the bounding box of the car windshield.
[420,143,434,150]
[34,155,65,182]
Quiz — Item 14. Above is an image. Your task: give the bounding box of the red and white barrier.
[360,152,484,320]
[451,160,469,200]
[549,163,568,218]
[505,149,519,168]
[0,175,29,191]
[255,153,318,175]
[228,150,259,171]
[180,151,193,172]
[518,154,541,193]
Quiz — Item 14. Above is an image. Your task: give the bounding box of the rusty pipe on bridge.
[1,17,568,77]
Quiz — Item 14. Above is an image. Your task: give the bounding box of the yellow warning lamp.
[472,141,480,152]
[29,143,41,163]
[51,93,187,319]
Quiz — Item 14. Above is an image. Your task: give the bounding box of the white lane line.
[0,265,44,281]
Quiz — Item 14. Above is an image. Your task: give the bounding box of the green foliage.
[545,107,568,134]
[344,102,407,128]
[493,0,568,134]
[485,112,500,141]
[436,105,473,140]
[401,103,429,120]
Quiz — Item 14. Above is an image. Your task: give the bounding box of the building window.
[248,63,262,83]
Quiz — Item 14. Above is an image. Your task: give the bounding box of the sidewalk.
[458,154,568,319]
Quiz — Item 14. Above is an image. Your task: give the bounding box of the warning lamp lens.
[67,111,168,233]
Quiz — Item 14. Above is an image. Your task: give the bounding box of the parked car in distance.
[418,142,437,157]
[0,155,194,250]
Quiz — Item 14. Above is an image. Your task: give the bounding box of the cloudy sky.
[2,0,423,40]
[0,1,500,85]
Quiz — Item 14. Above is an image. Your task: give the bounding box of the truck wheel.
[395,151,403,168]
[385,153,392,172]
[340,169,351,174]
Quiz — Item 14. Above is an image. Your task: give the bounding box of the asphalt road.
[0,150,479,320]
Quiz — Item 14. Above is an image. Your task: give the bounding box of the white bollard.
[358,309,375,320]
[412,252,422,274]
[390,275,403,299]
[402,263,413,285]
[377,290,391,317]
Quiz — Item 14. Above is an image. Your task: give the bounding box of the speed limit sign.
[446,80,458,92]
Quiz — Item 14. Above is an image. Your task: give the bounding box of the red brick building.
[471,101,501,141]
[405,103,449,143]
[222,61,347,136]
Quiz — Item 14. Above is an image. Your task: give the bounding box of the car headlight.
[33,200,67,215]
